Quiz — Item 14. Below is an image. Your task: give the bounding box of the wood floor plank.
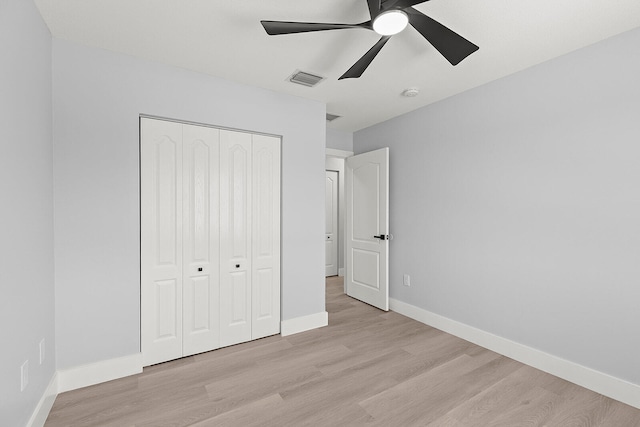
[279,348,408,405]
[189,394,285,427]
[545,388,613,427]
[597,401,640,427]
[359,351,501,422]
[361,352,526,426]
[480,385,564,427]
[45,276,640,426]
[428,414,468,427]
[441,366,552,425]
[389,335,485,384]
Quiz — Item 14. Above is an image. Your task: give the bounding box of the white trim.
[139,114,282,140]
[57,353,143,393]
[326,156,348,285]
[26,373,58,427]
[281,311,328,336]
[390,298,640,410]
[325,148,353,158]
[338,267,345,277]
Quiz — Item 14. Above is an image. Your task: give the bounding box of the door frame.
[326,148,353,292]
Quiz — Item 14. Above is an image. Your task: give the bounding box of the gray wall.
[53,40,326,369]
[326,127,353,152]
[0,0,55,425]
[354,27,640,386]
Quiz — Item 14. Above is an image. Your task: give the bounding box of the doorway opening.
[325,149,352,286]
[325,147,390,311]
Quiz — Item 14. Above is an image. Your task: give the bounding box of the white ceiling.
[34,0,640,132]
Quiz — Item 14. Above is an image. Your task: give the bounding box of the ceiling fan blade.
[405,7,478,65]
[339,36,391,80]
[367,0,381,19]
[261,20,367,36]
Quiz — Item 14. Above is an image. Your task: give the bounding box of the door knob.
[235,264,240,268]
[373,234,388,240]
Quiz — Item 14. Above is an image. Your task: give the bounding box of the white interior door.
[345,148,389,311]
[325,170,339,277]
[182,124,220,356]
[219,130,252,347]
[141,119,184,366]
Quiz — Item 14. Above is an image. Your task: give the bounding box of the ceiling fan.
[260,0,479,80]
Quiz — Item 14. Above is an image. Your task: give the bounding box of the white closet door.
[182,124,220,356]
[220,130,252,347]
[141,118,184,366]
[251,135,281,339]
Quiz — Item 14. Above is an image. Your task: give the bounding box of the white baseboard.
[390,298,640,410]
[27,373,58,427]
[281,311,328,336]
[57,353,143,393]
[338,268,345,277]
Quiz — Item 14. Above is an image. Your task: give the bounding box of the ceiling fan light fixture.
[372,10,409,36]
[261,0,479,80]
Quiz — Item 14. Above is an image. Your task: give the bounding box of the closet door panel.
[182,124,220,356]
[252,135,281,339]
[141,118,184,366]
[142,119,282,365]
[220,130,252,347]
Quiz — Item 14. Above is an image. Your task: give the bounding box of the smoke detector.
[402,88,419,97]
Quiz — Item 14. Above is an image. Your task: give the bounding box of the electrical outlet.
[403,274,411,287]
[40,339,45,364]
[20,360,29,391]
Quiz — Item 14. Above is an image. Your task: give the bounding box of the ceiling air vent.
[288,70,325,87]
[326,113,341,122]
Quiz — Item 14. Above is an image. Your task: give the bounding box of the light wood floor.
[46,276,640,426]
